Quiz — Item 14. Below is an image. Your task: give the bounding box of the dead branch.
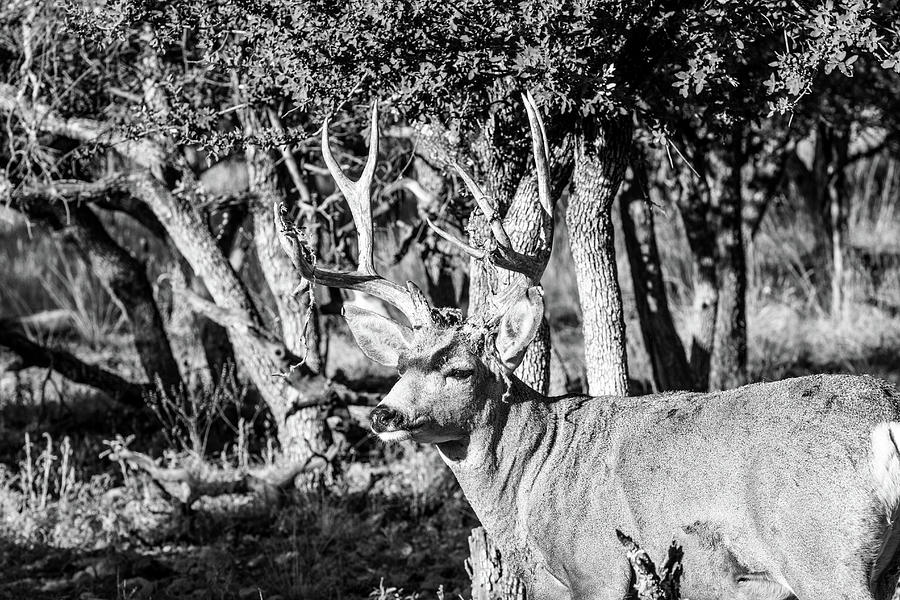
[617,530,683,600]
[0,329,148,406]
[107,445,339,505]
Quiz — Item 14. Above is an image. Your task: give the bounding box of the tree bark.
[129,173,330,464]
[792,123,850,315]
[707,145,747,391]
[467,527,526,600]
[620,172,692,392]
[829,171,847,318]
[674,170,718,392]
[413,156,463,308]
[567,118,631,396]
[824,127,849,319]
[247,147,329,461]
[196,203,245,383]
[498,139,573,394]
[15,199,183,392]
[247,151,313,359]
[617,530,683,600]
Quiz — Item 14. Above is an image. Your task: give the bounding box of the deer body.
[277,100,900,600]
[441,374,900,600]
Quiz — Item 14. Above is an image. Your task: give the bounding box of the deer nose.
[370,406,407,433]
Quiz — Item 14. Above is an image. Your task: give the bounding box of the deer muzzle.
[370,405,409,434]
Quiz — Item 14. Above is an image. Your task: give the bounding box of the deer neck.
[436,377,556,561]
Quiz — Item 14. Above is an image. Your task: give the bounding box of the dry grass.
[0,218,124,346]
[0,430,472,599]
[0,433,128,549]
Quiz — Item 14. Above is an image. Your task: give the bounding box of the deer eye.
[445,367,474,380]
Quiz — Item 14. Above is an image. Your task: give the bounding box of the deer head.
[276,93,553,446]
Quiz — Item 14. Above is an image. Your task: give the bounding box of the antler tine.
[453,163,513,249]
[320,116,354,200]
[425,217,487,260]
[522,91,552,216]
[360,104,380,194]
[277,104,435,327]
[321,105,378,275]
[434,95,559,287]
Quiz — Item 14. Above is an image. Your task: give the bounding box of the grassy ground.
[1,163,899,599]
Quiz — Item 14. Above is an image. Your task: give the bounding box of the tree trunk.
[19,200,183,392]
[467,527,526,600]
[674,170,718,392]
[248,148,329,461]
[617,531,683,600]
[413,157,464,309]
[248,151,315,359]
[498,139,573,394]
[829,174,847,318]
[824,127,849,319]
[198,204,245,382]
[130,173,329,465]
[169,245,238,390]
[796,123,850,315]
[548,345,571,395]
[708,145,747,391]
[567,118,631,396]
[620,173,692,392]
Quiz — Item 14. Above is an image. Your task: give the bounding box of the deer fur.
[350,303,900,600]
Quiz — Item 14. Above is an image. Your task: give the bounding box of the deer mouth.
[377,429,415,442]
[375,421,427,442]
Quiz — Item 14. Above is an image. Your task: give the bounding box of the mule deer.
[275,97,900,600]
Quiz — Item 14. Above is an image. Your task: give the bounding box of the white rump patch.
[871,422,900,516]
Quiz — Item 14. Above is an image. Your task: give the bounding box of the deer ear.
[343,305,412,368]
[495,287,544,372]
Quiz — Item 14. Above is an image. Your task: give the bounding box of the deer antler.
[275,104,433,327]
[426,91,554,288]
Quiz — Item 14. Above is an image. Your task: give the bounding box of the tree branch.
[0,83,163,169]
[9,176,129,203]
[266,107,313,206]
[3,174,167,238]
[0,328,147,406]
[91,194,167,239]
[174,282,270,339]
[169,281,314,375]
